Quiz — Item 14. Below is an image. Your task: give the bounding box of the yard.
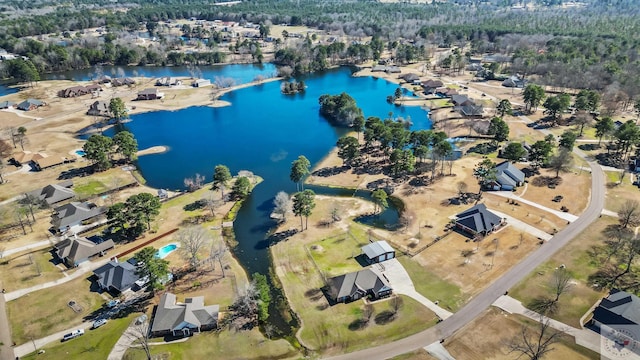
[6,275,108,345]
[444,308,598,360]
[510,217,613,328]
[0,247,73,292]
[21,313,137,360]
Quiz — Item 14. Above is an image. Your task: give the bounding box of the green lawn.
[124,328,298,360]
[397,256,467,312]
[0,247,71,291]
[22,314,137,360]
[6,276,109,345]
[309,232,367,277]
[74,180,108,197]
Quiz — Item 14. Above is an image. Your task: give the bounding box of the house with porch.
[137,88,164,100]
[93,258,141,294]
[362,240,395,264]
[327,269,392,303]
[87,100,110,117]
[422,79,444,94]
[54,236,114,267]
[27,180,75,206]
[454,203,504,237]
[489,161,526,191]
[590,289,640,341]
[51,201,107,234]
[150,293,219,337]
[33,154,70,171]
[16,98,45,111]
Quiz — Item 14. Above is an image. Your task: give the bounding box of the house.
[0,101,15,109]
[111,77,135,87]
[9,151,46,167]
[422,79,444,94]
[54,236,115,267]
[27,180,75,206]
[93,259,141,293]
[33,155,69,171]
[371,65,387,72]
[502,76,526,88]
[400,73,420,83]
[51,201,107,234]
[95,75,112,84]
[137,88,164,100]
[327,269,392,303]
[59,85,90,98]
[85,84,102,93]
[591,289,640,338]
[192,79,211,87]
[385,66,401,74]
[156,77,181,86]
[362,240,395,264]
[490,161,526,191]
[150,293,219,337]
[454,203,503,236]
[16,98,45,111]
[451,94,475,107]
[436,88,458,98]
[459,104,484,118]
[87,100,110,117]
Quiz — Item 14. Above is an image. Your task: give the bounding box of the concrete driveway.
[490,209,553,241]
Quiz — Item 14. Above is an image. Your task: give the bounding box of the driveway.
[491,191,579,222]
[370,259,453,320]
[13,321,94,358]
[490,210,553,241]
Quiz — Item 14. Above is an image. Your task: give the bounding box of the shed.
[362,240,395,264]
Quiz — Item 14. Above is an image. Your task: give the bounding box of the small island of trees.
[281,80,306,95]
[318,92,363,127]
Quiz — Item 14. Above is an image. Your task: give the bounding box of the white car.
[92,319,107,329]
[62,329,84,341]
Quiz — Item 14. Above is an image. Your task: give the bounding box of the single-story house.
[328,269,392,303]
[156,77,182,86]
[9,151,47,167]
[85,84,102,93]
[27,180,75,206]
[371,65,387,72]
[451,94,475,107]
[422,79,444,94]
[93,258,140,293]
[502,76,526,88]
[489,161,526,191]
[111,77,135,87]
[591,289,640,331]
[0,101,15,109]
[400,73,420,83]
[385,66,401,74]
[33,155,69,171]
[59,85,90,98]
[150,293,219,337]
[192,79,211,87]
[362,240,395,264]
[436,88,458,98]
[459,104,484,118]
[95,76,112,84]
[16,98,45,111]
[51,201,107,234]
[87,100,110,117]
[137,88,164,101]
[54,236,114,267]
[454,203,504,236]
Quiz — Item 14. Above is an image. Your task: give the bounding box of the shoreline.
[137,145,168,156]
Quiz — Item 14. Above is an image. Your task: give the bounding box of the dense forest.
[1,0,640,101]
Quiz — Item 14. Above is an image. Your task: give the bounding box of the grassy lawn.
[390,349,436,360]
[6,276,107,345]
[22,313,137,360]
[74,180,108,198]
[0,247,72,292]
[124,328,298,360]
[397,256,467,312]
[427,98,452,109]
[510,217,613,328]
[309,232,367,277]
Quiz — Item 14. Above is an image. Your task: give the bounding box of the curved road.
[327,158,605,360]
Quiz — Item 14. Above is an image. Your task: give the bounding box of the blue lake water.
[109,66,431,276]
[0,83,18,97]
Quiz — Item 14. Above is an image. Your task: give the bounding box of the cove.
[108,65,431,333]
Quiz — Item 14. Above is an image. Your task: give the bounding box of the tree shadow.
[348,319,369,331]
[374,311,396,325]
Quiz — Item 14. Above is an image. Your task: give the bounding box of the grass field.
[308,233,368,277]
[22,313,137,360]
[0,247,72,291]
[6,275,108,345]
[74,180,108,197]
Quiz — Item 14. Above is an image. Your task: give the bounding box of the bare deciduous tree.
[272,191,292,222]
[176,226,210,270]
[550,268,573,303]
[507,316,563,360]
[126,320,152,360]
[618,200,640,229]
[183,173,205,192]
[209,237,228,278]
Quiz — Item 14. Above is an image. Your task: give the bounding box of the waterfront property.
[361,240,396,264]
[58,85,102,98]
[10,150,47,167]
[93,259,141,294]
[87,100,110,117]
[0,100,15,109]
[33,154,71,171]
[327,269,393,303]
[137,88,164,100]
[51,201,107,234]
[54,236,114,267]
[16,98,45,111]
[454,203,504,237]
[27,180,76,206]
[150,293,219,337]
[192,78,211,87]
[490,161,526,191]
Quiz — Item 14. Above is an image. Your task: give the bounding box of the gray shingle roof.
[27,181,75,205]
[93,260,140,292]
[455,203,502,234]
[595,289,640,325]
[362,241,395,260]
[151,293,219,334]
[329,269,391,300]
[54,237,114,265]
[495,161,525,184]
[51,201,106,229]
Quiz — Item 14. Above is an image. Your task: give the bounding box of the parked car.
[106,299,120,308]
[62,329,84,341]
[92,319,107,329]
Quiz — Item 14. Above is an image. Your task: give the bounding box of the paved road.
[326,158,605,360]
[13,321,94,358]
[2,239,52,258]
[0,294,14,360]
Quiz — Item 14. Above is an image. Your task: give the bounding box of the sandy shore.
[137,145,168,156]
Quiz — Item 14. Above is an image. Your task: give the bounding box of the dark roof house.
[423,79,444,94]
[455,203,503,236]
[400,73,420,83]
[328,269,392,303]
[491,161,526,191]
[87,100,110,117]
[362,241,395,264]
[459,104,484,118]
[16,99,45,111]
[150,293,219,337]
[51,201,107,233]
[137,88,164,100]
[451,95,474,107]
[54,236,114,267]
[27,180,75,206]
[93,259,140,293]
[0,101,15,109]
[592,289,640,329]
[59,85,90,98]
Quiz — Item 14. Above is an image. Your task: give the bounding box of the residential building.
[59,85,90,98]
[459,104,484,118]
[27,180,75,206]
[192,79,211,87]
[16,98,45,111]
[87,100,110,117]
[33,155,69,171]
[54,236,114,267]
[150,293,219,337]
[93,259,141,293]
[400,73,420,84]
[361,240,396,264]
[328,269,392,303]
[137,88,164,100]
[454,203,504,236]
[591,289,640,334]
[9,151,46,167]
[51,201,107,234]
[490,161,526,191]
[0,101,15,109]
[422,79,444,94]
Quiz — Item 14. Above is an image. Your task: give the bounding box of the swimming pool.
[156,243,179,259]
[75,150,86,156]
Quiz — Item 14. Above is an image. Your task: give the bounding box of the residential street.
[0,294,13,360]
[325,157,605,359]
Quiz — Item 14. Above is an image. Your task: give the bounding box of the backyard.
[0,247,73,292]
